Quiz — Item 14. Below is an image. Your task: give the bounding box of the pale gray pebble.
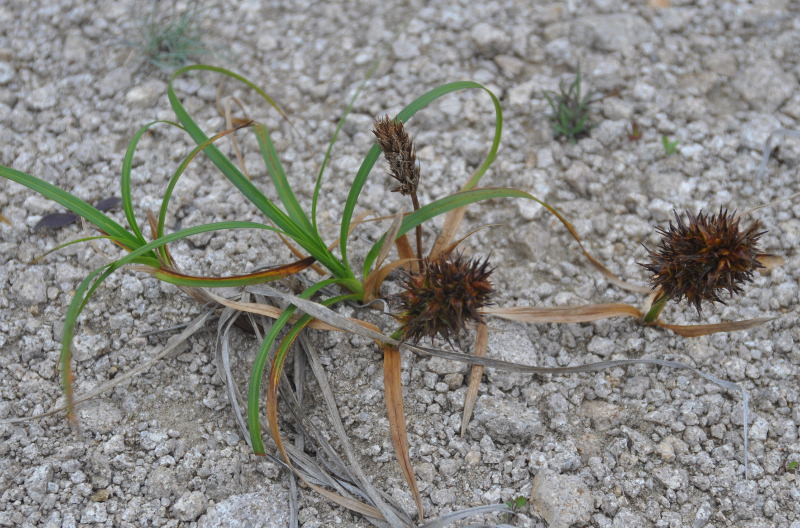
[425,356,468,375]
[623,376,650,399]
[570,14,655,52]
[198,490,290,528]
[145,466,180,499]
[653,466,688,490]
[126,80,166,107]
[740,113,783,151]
[0,62,14,84]
[611,508,646,527]
[392,39,420,60]
[172,490,208,522]
[25,463,52,503]
[438,458,460,477]
[11,268,47,305]
[120,274,144,301]
[109,312,133,329]
[587,335,615,358]
[429,487,456,506]
[579,400,626,432]
[470,22,511,56]
[529,469,594,528]
[98,67,132,99]
[26,85,57,110]
[733,58,798,113]
[72,332,109,362]
[79,502,108,524]
[469,394,544,444]
[78,400,123,435]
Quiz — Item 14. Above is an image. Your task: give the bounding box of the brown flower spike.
[642,209,767,313]
[395,253,494,344]
[372,115,420,197]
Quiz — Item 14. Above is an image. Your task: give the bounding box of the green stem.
[643,292,669,323]
[410,193,423,261]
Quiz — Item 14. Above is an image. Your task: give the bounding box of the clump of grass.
[127,1,212,70]
[543,66,597,144]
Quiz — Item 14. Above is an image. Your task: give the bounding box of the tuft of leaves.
[662,135,680,155]
[642,209,767,312]
[543,66,596,144]
[372,115,420,197]
[128,1,211,70]
[394,252,494,344]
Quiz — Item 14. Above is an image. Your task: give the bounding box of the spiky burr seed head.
[372,115,420,196]
[395,253,494,345]
[642,209,767,312]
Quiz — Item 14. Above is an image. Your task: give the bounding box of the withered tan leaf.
[382,344,424,522]
[461,322,488,438]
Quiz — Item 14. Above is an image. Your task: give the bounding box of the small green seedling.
[503,496,528,519]
[543,66,596,144]
[662,135,680,155]
[788,460,799,472]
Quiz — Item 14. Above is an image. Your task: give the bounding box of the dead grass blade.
[429,206,466,260]
[395,233,417,272]
[363,212,405,303]
[363,258,415,304]
[377,212,405,271]
[204,290,340,331]
[483,303,643,323]
[460,322,487,437]
[383,344,424,522]
[485,303,774,336]
[758,255,785,270]
[755,128,800,182]
[653,317,778,337]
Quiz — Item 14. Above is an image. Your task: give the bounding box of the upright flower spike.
[372,115,420,196]
[373,115,424,259]
[641,209,767,315]
[394,253,494,345]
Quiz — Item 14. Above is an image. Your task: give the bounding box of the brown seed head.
[372,115,420,196]
[641,209,767,312]
[394,253,494,345]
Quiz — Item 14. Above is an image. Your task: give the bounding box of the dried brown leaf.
[483,303,643,324]
[383,344,424,521]
[429,206,466,260]
[653,317,777,337]
[461,322,487,438]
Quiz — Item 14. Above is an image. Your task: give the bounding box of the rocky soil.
[2,0,800,527]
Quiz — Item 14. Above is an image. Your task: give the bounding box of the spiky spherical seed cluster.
[372,115,420,196]
[395,253,494,344]
[642,209,766,312]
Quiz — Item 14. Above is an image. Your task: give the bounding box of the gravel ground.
[2,1,800,527]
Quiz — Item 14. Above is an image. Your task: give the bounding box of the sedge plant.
[0,64,783,525]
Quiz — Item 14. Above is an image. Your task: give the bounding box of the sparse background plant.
[543,66,596,144]
[125,0,213,70]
